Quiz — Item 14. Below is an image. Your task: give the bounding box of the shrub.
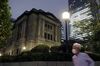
[31,45,50,53]
[0,55,15,62]
[50,46,60,53]
[0,52,100,62]
[22,53,72,61]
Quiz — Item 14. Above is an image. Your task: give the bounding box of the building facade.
[68,0,100,39]
[5,8,61,55]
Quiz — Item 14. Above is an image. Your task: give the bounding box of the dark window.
[16,49,19,55]
[50,35,53,40]
[45,22,53,30]
[44,33,53,41]
[45,23,47,27]
[48,34,50,40]
[44,33,47,39]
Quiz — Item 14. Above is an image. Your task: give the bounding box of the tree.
[72,2,100,53]
[0,0,12,48]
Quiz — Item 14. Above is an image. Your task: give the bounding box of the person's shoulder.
[80,52,87,54]
[72,55,77,59]
[80,52,88,56]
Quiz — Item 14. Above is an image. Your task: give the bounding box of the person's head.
[72,43,82,55]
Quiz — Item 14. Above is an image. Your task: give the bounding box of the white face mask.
[72,49,77,54]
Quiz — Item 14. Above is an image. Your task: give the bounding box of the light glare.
[22,46,26,50]
[0,53,2,56]
[62,12,70,19]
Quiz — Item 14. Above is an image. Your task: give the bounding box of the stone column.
[21,20,26,43]
[57,26,61,42]
[37,17,40,45]
[55,26,57,42]
[38,18,45,39]
[42,19,45,38]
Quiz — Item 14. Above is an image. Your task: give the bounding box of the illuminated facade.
[5,8,61,55]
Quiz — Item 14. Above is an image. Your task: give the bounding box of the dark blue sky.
[9,0,68,21]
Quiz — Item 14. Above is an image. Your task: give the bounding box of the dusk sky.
[9,0,68,21]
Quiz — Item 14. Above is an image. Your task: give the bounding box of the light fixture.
[22,46,26,50]
[62,11,70,20]
[0,53,2,56]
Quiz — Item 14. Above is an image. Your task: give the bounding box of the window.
[80,10,90,15]
[50,35,53,40]
[44,21,54,41]
[44,33,53,41]
[74,15,78,18]
[45,22,53,31]
[16,49,19,55]
[48,34,50,40]
[44,33,47,39]
[45,23,47,27]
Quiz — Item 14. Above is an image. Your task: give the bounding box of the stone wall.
[0,61,99,66]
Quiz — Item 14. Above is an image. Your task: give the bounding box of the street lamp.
[22,46,26,50]
[62,11,70,52]
[62,12,70,20]
[0,53,2,56]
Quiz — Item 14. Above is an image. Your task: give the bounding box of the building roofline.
[15,8,61,23]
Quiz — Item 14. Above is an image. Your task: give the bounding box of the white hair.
[73,43,82,49]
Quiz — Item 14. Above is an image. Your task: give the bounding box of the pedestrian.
[72,43,94,66]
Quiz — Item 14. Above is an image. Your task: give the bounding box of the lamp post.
[62,11,70,52]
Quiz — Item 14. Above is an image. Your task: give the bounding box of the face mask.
[72,49,77,54]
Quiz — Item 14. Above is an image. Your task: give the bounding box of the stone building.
[5,8,61,55]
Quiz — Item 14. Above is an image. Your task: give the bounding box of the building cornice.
[15,8,61,24]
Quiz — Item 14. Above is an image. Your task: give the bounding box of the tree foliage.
[72,1,100,53]
[73,19,93,40]
[0,0,12,48]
